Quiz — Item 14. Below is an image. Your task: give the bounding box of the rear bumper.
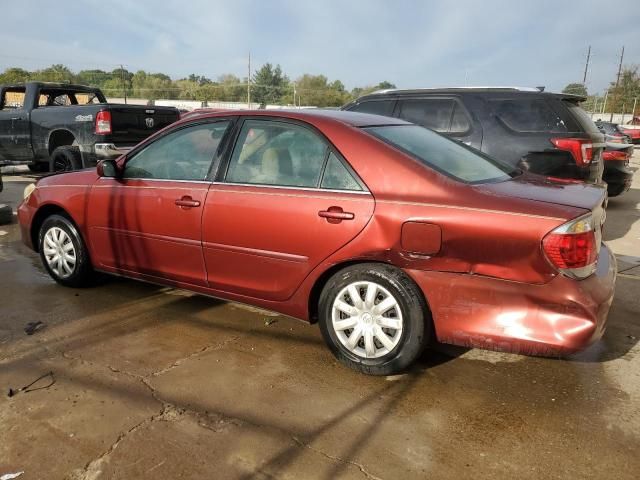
[603,160,633,197]
[407,243,616,356]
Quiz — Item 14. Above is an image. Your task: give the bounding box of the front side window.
[1,89,26,110]
[124,121,230,181]
[226,120,328,188]
[366,125,515,184]
[397,98,470,134]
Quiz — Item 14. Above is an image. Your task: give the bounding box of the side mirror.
[97,159,119,178]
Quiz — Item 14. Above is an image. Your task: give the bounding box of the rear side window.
[226,120,328,188]
[348,100,395,117]
[321,152,362,191]
[396,98,470,134]
[493,98,567,132]
[564,101,600,134]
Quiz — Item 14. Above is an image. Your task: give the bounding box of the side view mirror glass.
[97,159,118,178]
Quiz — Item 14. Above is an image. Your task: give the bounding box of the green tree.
[32,64,75,83]
[252,63,289,107]
[0,67,31,83]
[606,66,640,114]
[351,81,397,100]
[294,74,350,107]
[562,83,588,97]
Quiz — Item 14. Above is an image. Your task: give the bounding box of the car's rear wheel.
[50,146,81,172]
[38,214,93,287]
[318,263,429,375]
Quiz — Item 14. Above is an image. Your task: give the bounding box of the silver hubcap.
[43,227,76,278]
[331,281,403,359]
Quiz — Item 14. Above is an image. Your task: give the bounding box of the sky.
[1,0,638,94]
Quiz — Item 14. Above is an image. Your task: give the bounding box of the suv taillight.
[95,110,112,135]
[550,138,593,166]
[542,213,597,279]
[602,150,628,162]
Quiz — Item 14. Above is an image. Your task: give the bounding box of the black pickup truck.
[0,82,179,172]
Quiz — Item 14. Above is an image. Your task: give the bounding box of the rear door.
[202,118,375,301]
[87,120,231,285]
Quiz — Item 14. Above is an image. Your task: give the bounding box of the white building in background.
[107,97,315,111]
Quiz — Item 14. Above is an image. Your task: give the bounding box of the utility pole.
[610,46,624,122]
[121,64,127,104]
[601,90,608,116]
[582,45,591,85]
[247,52,251,109]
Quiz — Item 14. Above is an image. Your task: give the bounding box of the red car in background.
[17,110,616,375]
[619,116,640,144]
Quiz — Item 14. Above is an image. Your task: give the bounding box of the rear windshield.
[365,125,516,184]
[564,101,600,134]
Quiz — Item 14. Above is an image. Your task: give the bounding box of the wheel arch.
[307,259,431,325]
[48,129,77,155]
[30,203,79,253]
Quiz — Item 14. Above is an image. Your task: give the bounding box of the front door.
[202,118,375,301]
[0,87,32,162]
[87,120,232,286]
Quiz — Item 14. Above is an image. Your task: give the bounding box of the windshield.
[364,125,517,184]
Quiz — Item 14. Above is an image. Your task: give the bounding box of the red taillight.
[602,150,629,161]
[550,138,593,166]
[95,110,112,135]
[542,214,598,279]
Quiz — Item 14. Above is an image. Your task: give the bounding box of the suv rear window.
[397,98,470,134]
[493,98,568,132]
[564,101,600,134]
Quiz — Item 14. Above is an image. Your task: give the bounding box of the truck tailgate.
[109,105,179,144]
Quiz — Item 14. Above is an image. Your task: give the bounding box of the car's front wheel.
[318,263,430,375]
[38,214,93,287]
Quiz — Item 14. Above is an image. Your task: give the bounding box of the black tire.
[28,163,50,173]
[38,214,94,287]
[0,204,12,225]
[50,146,81,172]
[318,263,430,375]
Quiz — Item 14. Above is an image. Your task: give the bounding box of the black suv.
[343,87,605,183]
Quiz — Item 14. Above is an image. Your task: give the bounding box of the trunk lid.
[479,172,607,211]
[107,105,179,144]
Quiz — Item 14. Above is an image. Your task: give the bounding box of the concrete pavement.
[0,155,639,479]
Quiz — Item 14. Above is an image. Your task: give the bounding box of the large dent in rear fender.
[407,247,615,356]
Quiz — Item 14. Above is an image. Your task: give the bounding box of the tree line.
[0,64,396,108]
[562,65,640,116]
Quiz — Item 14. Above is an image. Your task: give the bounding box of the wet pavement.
[0,155,639,480]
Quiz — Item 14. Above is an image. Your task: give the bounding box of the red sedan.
[18,110,616,375]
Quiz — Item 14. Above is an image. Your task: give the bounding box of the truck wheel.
[50,146,81,172]
[28,163,50,173]
[38,214,94,287]
[0,204,12,225]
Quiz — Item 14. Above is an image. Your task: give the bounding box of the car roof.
[1,82,101,92]
[352,87,586,102]
[178,108,411,128]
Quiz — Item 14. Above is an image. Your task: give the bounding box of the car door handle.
[318,207,354,222]
[175,196,201,208]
